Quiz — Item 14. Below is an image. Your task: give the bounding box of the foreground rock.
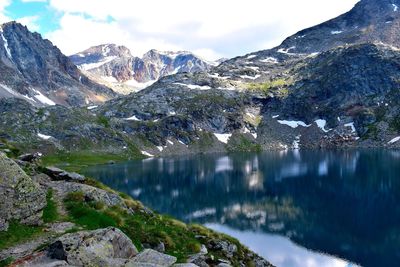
[126,249,177,266]
[0,152,46,230]
[46,227,137,266]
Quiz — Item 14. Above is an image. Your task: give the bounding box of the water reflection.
[83,150,400,267]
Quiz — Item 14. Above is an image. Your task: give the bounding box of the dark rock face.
[0,22,116,107]
[70,45,215,93]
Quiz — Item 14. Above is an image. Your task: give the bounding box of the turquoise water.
[83,150,400,267]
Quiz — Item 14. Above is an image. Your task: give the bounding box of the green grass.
[0,221,43,251]
[246,78,289,97]
[0,257,13,267]
[228,135,262,152]
[63,191,251,264]
[42,189,59,223]
[41,151,136,172]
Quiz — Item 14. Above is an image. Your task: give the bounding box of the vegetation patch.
[41,151,136,172]
[227,135,262,152]
[0,221,43,251]
[64,191,250,264]
[246,78,290,97]
[0,257,14,267]
[42,189,59,223]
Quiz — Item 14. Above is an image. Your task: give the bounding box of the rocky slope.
[0,22,116,107]
[2,0,400,159]
[0,152,273,267]
[70,44,215,94]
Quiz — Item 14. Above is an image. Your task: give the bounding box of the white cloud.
[16,15,40,32]
[21,0,48,2]
[0,0,10,23]
[46,0,360,60]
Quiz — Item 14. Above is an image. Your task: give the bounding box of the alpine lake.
[83,149,400,267]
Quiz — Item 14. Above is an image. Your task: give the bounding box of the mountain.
[2,0,400,158]
[70,44,216,94]
[0,22,116,107]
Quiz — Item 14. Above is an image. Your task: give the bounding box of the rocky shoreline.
[0,152,274,267]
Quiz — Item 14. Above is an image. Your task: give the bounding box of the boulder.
[0,152,46,230]
[43,167,85,182]
[126,249,177,267]
[18,153,42,163]
[47,227,138,266]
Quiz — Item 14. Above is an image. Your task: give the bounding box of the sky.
[0,0,360,60]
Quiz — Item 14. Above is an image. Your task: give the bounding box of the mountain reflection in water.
[83,150,400,267]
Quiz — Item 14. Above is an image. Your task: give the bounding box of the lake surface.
[83,150,400,267]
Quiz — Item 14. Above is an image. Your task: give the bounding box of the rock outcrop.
[0,153,46,230]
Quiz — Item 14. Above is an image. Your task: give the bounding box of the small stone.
[126,249,177,267]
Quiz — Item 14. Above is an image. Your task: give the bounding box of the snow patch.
[174,83,211,90]
[214,133,232,144]
[239,74,261,80]
[247,66,259,71]
[124,79,156,89]
[388,136,400,144]
[38,133,52,140]
[87,105,98,110]
[32,89,56,106]
[101,76,118,83]
[79,56,117,71]
[393,4,398,12]
[124,115,141,121]
[246,55,257,59]
[260,57,278,64]
[315,119,331,133]
[167,140,174,145]
[277,120,311,128]
[156,146,164,152]
[331,30,343,35]
[0,27,12,59]
[141,151,154,157]
[277,46,296,55]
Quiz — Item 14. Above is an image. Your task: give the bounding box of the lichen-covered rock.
[47,227,138,266]
[49,181,129,210]
[0,152,46,230]
[126,249,177,267]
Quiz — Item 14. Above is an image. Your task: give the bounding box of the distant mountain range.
[70,44,218,94]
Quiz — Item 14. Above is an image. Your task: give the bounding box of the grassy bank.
[41,150,142,172]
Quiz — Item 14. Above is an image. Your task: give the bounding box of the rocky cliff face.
[71,45,215,94]
[0,22,116,107]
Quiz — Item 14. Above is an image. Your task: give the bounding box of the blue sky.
[1,0,360,60]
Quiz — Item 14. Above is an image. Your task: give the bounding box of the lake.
[83,150,400,267]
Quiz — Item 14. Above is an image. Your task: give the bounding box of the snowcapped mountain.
[70,45,216,94]
[0,22,116,107]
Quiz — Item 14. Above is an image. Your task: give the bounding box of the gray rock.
[49,181,129,211]
[47,227,137,266]
[173,264,199,267]
[18,153,41,162]
[0,152,46,229]
[0,217,9,231]
[126,249,177,267]
[43,167,85,182]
